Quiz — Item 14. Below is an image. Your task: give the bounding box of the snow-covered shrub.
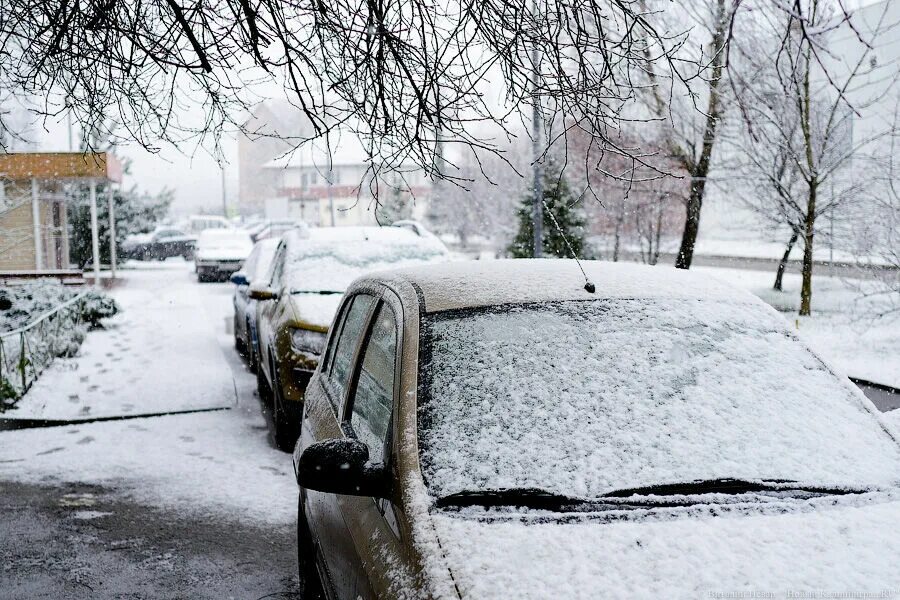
[80,291,119,326]
[0,280,118,406]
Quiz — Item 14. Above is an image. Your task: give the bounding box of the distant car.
[292,259,900,599]
[187,215,231,234]
[247,219,305,242]
[230,237,281,372]
[194,229,254,282]
[121,227,196,261]
[250,225,448,449]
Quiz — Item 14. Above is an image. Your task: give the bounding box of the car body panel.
[298,280,426,600]
[430,493,900,599]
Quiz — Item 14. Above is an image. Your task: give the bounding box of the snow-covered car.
[230,237,281,372]
[194,229,254,282]
[187,214,231,234]
[250,225,448,449]
[121,227,196,261]
[293,259,900,600]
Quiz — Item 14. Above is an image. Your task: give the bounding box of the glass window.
[268,244,286,289]
[329,294,375,403]
[349,305,397,464]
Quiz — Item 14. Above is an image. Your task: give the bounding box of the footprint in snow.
[79,376,89,383]
[87,385,99,392]
[178,436,195,443]
[68,394,80,403]
[76,436,94,445]
[37,447,66,456]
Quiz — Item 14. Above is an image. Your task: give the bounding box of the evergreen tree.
[67,183,173,267]
[508,163,588,258]
[375,178,413,225]
[66,124,173,267]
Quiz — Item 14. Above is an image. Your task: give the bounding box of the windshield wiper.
[602,478,872,499]
[289,289,343,295]
[435,488,589,511]
[436,480,874,511]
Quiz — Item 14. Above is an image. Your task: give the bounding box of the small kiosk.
[0,152,123,284]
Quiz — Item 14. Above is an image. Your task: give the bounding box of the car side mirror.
[295,438,389,498]
[248,284,278,301]
[230,271,249,286]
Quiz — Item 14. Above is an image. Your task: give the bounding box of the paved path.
[0,261,301,599]
[3,262,235,421]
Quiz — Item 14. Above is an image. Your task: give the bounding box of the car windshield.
[418,299,900,502]
[198,231,252,251]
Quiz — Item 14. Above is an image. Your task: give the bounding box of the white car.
[194,229,254,282]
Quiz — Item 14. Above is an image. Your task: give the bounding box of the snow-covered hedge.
[0,281,118,333]
[0,281,119,407]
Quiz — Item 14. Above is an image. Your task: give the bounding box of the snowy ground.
[1,259,297,523]
[696,265,900,387]
[4,263,236,421]
[0,259,300,598]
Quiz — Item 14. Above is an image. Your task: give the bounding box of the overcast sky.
[27,114,240,218]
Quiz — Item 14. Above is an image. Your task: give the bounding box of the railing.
[0,291,91,407]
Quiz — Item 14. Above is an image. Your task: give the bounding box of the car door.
[257,242,286,384]
[234,246,260,341]
[302,293,377,599]
[336,299,408,599]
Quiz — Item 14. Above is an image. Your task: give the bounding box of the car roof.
[372,259,752,313]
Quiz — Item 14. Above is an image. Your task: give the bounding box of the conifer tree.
[508,163,588,258]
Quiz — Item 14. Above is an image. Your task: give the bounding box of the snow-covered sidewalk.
[3,261,235,421]
[0,260,297,526]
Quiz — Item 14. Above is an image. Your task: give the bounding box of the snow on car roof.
[282,226,448,293]
[378,258,749,313]
[198,228,252,243]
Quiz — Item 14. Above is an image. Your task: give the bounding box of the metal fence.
[0,291,90,407]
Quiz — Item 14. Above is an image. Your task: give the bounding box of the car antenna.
[542,198,595,294]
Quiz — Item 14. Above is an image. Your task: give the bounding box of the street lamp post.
[531,2,543,258]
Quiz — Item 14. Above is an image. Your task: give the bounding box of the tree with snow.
[731,0,896,315]
[508,162,587,259]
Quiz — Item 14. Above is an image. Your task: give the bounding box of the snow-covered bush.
[0,281,119,406]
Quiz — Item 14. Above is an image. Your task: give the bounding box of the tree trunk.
[799,184,817,316]
[675,0,728,270]
[651,206,663,266]
[774,229,798,291]
[612,210,623,262]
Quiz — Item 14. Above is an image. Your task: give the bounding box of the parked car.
[187,214,231,234]
[250,225,448,449]
[230,237,281,372]
[246,219,305,242]
[194,229,254,282]
[293,259,900,599]
[121,227,196,261]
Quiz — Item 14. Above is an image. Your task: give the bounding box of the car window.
[242,246,261,278]
[328,294,375,405]
[348,304,397,465]
[268,244,287,289]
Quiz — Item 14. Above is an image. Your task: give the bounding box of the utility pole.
[328,168,336,227]
[531,2,543,258]
[221,165,228,217]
